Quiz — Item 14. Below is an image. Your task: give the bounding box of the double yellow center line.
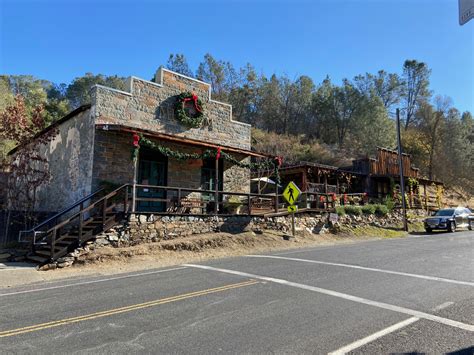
[0,280,259,338]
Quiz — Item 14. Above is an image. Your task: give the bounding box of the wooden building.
[278,147,443,205]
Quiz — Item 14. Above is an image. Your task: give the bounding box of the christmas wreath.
[175,92,205,128]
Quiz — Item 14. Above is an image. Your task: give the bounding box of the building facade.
[14,67,264,213]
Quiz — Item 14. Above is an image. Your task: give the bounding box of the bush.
[336,206,346,216]
[344,205,362,216]
[361,204,376,215]
[375,204,389,216]
[383,196,396,211]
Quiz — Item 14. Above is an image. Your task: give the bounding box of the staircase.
[22,184,130,265]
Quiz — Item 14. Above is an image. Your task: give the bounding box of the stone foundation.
[93,210,417,247]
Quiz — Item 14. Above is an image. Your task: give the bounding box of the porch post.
[423,183,428,212]
[132,151,138,213]
[214,152,219,215]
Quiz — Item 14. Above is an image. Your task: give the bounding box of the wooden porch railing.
[132,184,336,216]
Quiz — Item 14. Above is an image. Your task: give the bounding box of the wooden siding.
[370,149,419,178]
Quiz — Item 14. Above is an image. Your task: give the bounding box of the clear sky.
[1,0,473,113]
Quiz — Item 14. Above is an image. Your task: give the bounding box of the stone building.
[10,67,267,213]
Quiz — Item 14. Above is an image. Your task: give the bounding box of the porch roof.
[279,161,367,176]
[96,124,271,158]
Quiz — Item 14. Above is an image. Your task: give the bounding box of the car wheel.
[425,228,432,233]
[448,222,456,233]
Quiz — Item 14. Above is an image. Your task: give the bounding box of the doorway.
[137,148,168,212]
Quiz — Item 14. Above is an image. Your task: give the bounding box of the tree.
[288,75,315,134]
[166,54,193,77]
[196,54,238,101]
[313,78,363,147]
[0,76,14,111]
[4,75,49,111]
[401,60,431,129]
[414,99,446,180]
[66,73,126,109]
[353,70,403,115]
[256,74,283,132]
[350,95,396,155]
[0,96,58,230]
[227,63,260,125]
[438,109,474,193]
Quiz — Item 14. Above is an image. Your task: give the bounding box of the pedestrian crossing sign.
[282,181,301,205]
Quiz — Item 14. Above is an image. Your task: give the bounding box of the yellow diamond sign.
[282,181,301,205]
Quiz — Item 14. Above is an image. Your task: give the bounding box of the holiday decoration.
[132,133,140,161]
[133,134,280,182]
[175,92,205,128]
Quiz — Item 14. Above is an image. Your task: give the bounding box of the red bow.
[183,93,202,113]
[216,147,221,160]
[132,133,140,147]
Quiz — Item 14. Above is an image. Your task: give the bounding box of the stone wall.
[94,211,409,247]
[91,130,135,190]
[33,109,94,212]
[91,67,251,151]
[223,156,251,194]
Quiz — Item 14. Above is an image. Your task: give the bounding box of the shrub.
[344,205,362,216]
[361,204,376,215]
[383,196,396,211]
[375,204,389,216]
[336,206,345,216]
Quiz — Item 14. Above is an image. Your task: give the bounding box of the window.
[201,158,223,191]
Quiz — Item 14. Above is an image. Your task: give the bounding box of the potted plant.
[223,196,243,214]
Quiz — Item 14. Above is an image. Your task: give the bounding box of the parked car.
[424,207,473,233]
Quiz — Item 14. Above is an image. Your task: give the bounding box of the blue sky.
[1,0,473,112]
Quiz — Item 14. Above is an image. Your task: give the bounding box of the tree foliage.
[166,54,193,77]
[0,96,58,216]
[66,73,126,109]
[1,54,472,195]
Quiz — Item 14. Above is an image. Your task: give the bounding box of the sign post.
[283,181,302,238]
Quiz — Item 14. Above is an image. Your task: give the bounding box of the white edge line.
[183,264,474,332]
[327,316,419,355]
[329,300,455,354]
[0,267,187,297]
[244,255,474,287]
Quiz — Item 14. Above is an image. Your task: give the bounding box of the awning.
[96,124,271,158]
[251,177,278,184]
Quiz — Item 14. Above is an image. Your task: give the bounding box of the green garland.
[175,92,205,128]
[138,135,280,182]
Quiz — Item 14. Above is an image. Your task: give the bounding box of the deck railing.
[132,184,336,216]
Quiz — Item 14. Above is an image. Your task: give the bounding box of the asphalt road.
[1,230,473,354]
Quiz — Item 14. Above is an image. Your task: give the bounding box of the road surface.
[1,230,473,354]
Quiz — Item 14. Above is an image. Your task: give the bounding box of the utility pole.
[396,108,408,232]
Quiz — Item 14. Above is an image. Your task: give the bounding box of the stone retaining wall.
[37,209,428,269]
[96,210,417,247]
